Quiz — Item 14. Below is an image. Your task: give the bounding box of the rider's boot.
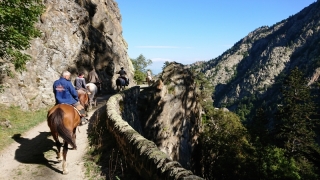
[79,109,87,117]
[79,108,88,125]
[80,117,88,125]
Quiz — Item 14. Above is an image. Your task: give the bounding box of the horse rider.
[74,72,91,94]
[53,71,87,124]
[117,67,129,85]
[88,67,101,94]
[147,69,152,86]
[147,70,152,79]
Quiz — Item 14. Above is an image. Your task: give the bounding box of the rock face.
[138,62,202,169]
[0,0,134,110]
[191,1,320,109]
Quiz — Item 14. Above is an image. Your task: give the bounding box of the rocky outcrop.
[106,87,203,179]
[138,62,202,169]
[0,0,134,110]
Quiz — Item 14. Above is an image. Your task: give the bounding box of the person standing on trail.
[147,70,152,80]
[53,71,87,124]
[74,72,90,94]
[88,68,101,93]
[146,69,153,86]
[117,67,129,85]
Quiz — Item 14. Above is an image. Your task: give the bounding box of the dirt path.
[0,94,110,180]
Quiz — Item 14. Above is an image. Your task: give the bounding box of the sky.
[116,0,316,74]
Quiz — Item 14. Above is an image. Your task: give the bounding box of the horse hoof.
[63,170,69,175]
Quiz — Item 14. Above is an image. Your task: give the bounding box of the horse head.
[77,90,89,110]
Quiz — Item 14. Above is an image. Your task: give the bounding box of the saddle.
[56,103,82,116]
[74,107,82,116]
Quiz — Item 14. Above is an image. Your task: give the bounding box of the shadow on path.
[12,132,62,174]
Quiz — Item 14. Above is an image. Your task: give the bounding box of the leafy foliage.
[247,107,270,145]
[194,71,214,107]
[162,61,170,70]
[130,54,152,84]
[196,67,318,179]
[253,146,300,180]
[0,0,44,72]
[199,110,252,179]
[198,104,303,180]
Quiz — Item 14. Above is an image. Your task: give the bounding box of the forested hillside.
[189,1,320,179]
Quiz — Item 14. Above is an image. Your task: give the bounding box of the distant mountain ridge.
[191,0,320,111]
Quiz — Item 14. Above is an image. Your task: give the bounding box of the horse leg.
[87,98,90,109]
[62,142,69,175]
[72,128,77,150]
[89,95,93,110]
[52,132,62,161]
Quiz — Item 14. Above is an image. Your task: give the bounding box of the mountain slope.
[192,1,320,111]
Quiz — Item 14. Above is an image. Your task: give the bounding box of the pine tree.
[275,67,319,179]
[275,67,317,157]
[249,107,270,146]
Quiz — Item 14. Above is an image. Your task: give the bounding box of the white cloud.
[135,46,193,49]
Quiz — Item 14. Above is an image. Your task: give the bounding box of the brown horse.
[77,89,89,111]
[47,104,81,174]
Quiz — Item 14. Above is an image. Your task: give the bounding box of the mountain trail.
[0,94,111,180]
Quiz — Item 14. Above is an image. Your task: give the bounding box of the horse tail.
[87,83,97,99]
[48,107,76,149]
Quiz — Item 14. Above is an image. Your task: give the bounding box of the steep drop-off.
[138,62,203,169]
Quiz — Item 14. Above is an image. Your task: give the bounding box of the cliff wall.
[0,0,134,110]
[138,62,202,169]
